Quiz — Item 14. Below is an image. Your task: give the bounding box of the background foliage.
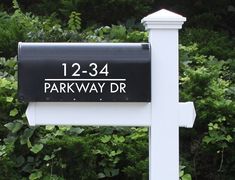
[0,0,234,179]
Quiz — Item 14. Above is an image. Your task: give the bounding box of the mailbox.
[18,42,151,102]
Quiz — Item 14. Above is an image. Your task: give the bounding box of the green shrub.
[0,4,82,58]
[180,28,235,60]
[0,5,234,179]
[1,42,234,179]
[179,44,235,179]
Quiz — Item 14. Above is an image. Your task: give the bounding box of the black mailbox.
[18,43,151,102]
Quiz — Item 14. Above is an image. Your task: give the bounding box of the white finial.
[141,9,186,30]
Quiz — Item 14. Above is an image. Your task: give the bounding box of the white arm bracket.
[179,102,196,128]
[26,102,196,128]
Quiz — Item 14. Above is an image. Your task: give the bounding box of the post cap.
[141,9,186,30]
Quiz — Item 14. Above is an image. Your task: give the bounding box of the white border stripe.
[45,79,126,81]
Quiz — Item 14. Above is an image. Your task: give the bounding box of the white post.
[142,9,186,180]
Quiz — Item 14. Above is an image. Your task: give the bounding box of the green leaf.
[98,172,106,178]
[180,170,184,177]
[113,135,125,143]
[9,108,18,117]
[20,128,35,145]
[0,145,7,157]
[111,169,119,176]
[225,135,232,142]
[29,171,42,180]
[22,163,33,173]
[43,155,51,161]
[202,135,212,144]
[27,139,32,148]
[27,156,34,163]
[69,127,84,134]
[182,174,192,180]
[24,128,35,138]
[110,25,126,40]
[68,11,81,31]
[101,135,111,143]
[0,78,11,88]
[104,168,111,177]
[30,144,43,154]
[13,0,20,10]
[6,96,14,102]
[44,154,55,161]
[59,126,71,131]
[45,125,55,131]
[16,155,25,167]
[3,136,17,144]
[4,120,23,133]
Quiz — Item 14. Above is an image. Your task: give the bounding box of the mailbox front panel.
[18,43,151,102]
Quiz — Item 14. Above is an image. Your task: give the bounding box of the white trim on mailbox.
[26,102,151,126]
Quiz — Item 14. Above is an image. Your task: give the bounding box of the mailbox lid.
[18,42,150,61]
[18,42,151,102]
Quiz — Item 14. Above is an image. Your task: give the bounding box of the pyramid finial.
[141,9,186,30]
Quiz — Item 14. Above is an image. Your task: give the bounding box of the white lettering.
[50,83,59,93]
[98,83,105,93]
[44,82,51,93]
[67,83,75,93]
[120,83,126,93]
[60,83,66,93]
[110,83,119,93]
[75,83,90,93]
[89,83,98,93]
[44,82,118,94]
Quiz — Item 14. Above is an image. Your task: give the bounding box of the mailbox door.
[18,43,151,102]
